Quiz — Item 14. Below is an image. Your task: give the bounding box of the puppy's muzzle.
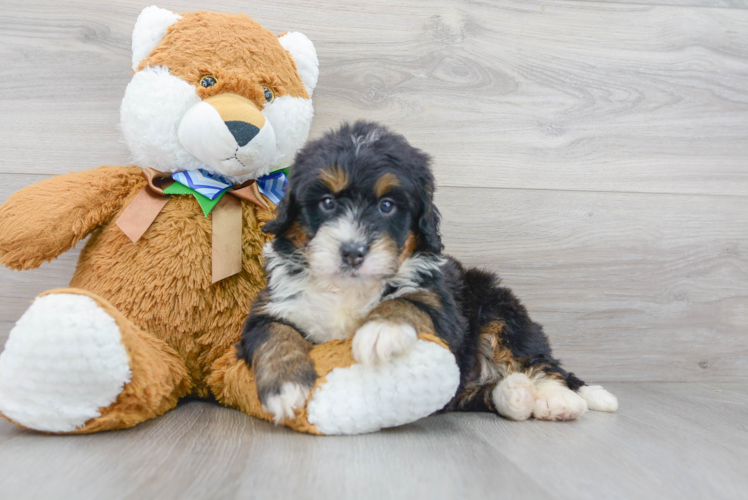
[341,243,368,269]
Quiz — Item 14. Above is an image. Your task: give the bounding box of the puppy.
[239,121,618,423]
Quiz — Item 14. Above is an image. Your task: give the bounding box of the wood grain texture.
[574,0,748,9]
[436,187,748,382]
[0,0,746,383]
[1,0,747,195]
[0,383,745,500]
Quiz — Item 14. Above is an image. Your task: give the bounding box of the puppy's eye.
[320,195,336,211]
[200,75,217,88]
[263,87,275,103]
[378,199,396,215]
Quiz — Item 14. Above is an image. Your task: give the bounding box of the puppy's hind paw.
[262,382,310,424]
[352,320,417,365]
[532,380,588,421]
[492,373,536,421]
[578,385,618,412]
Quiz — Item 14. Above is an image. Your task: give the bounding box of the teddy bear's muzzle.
[177,93,276,180]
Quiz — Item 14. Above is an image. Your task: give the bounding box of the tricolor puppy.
[239,122,618,423]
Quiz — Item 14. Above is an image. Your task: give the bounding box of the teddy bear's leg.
[207,333,461,435]
[0,289,191,434]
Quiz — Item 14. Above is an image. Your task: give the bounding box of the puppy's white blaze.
[262,382,310,424]
[352,321,418,365]
[351,129,382,156]
[307,210,365,277]
[532,378,588,421]
[578,385,618,412]
[492,373,535,421]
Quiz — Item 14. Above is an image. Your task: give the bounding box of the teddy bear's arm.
[0,166,144,270]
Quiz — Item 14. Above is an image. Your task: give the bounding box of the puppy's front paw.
[352,320,417,365]
[254,346,317,424]
[262,382,311,424]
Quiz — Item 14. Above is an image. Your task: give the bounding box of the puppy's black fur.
[239,121,589,419]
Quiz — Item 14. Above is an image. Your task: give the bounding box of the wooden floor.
[1,0,747,498]
[0,383,745,500]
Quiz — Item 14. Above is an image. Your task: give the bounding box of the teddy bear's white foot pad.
[306,339,460,435]
[0,293,131,432]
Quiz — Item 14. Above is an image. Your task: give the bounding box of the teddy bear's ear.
[131,6,182,71]
[278,32,319,96]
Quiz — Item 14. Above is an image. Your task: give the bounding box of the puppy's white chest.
[269,279,384,344]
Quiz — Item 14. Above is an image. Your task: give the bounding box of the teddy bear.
[0,7,460,435]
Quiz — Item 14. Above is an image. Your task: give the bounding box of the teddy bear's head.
[120,6,319,184]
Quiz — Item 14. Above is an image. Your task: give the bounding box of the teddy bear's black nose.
[225,121,260,147]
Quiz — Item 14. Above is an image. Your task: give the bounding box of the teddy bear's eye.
[263,87,275,103]
[200,75,217,88]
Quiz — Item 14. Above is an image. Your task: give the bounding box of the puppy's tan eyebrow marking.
[318,165,349,193]
[374,173,401,198]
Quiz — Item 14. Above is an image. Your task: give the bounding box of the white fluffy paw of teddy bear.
[0,293,131,432]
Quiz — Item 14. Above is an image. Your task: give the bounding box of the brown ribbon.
[115,168,271,284]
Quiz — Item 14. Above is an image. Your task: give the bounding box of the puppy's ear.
[263,190,296,235]
[417,197,443,254]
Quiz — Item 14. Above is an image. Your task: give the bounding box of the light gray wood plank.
[463,382,748,500]
[0,401,552,500]
[0,383,746,500]
[436,187,748,382]
[0,0,747,196]
[0,250,80,328]
[572,0,748,10]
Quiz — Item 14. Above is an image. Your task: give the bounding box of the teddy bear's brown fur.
[0,166,276,431]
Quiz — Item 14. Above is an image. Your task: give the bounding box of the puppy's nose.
[225,121,260,147]
[341,243,368,268]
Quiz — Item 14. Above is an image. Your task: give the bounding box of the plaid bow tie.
[256,170,290,205]
[172,169,233,200]
[167,168,290,216]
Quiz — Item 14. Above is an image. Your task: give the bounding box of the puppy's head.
[264,121,441,281]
